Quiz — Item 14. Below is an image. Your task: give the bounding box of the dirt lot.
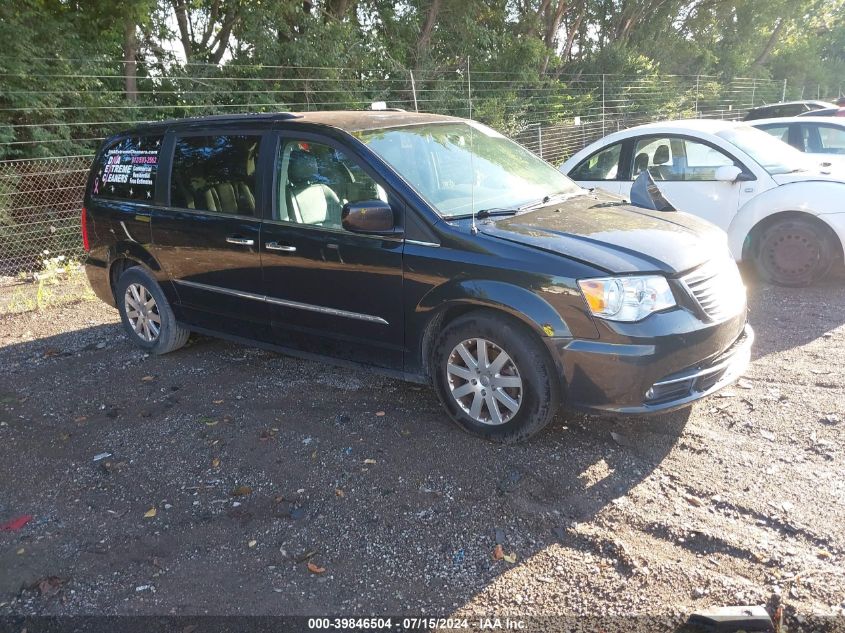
[1,272,844,630]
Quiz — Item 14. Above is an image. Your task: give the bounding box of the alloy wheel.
[124,282,161,342]
[445,338,523,425]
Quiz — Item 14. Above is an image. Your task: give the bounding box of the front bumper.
[548,318,753,415]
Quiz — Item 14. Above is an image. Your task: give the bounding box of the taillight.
[81,207,90,252]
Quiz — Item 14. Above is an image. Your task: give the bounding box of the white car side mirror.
[715,165,743,182]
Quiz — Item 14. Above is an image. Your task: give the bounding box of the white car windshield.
[357,121,582,218]
[717,125,811,176]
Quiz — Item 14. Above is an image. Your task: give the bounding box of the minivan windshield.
[357,121,582,218]
[716,125,812,175]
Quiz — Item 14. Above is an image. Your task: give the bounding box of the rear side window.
[93,136,162,201]
[169,135,261,216]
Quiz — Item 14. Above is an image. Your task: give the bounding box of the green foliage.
[1,0,844,161]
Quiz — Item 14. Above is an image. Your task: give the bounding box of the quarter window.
[169,135,261,215]
[275,139,386,229]
[570,143,621,181]
[93,136,162,201]
[803,124,845,154]
[633,136,737,181]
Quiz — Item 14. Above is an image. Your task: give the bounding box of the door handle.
[226,236,254,246]
[265,241,297,253]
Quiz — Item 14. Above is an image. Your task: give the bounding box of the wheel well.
[744,211,843,262]
[108,257,140,299]
[419,304,564,392]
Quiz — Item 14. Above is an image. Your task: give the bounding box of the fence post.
[695,74,700,115]
[782,78,787,102]
[409,69,419,113]
[750,77,756,108]
[601,74,606,136]
[537,124,543,160]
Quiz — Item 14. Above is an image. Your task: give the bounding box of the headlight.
[578,275,676,322]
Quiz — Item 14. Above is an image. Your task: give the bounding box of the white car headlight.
[578,275,676,322]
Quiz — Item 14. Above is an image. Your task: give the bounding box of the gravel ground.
[0,273,844,631]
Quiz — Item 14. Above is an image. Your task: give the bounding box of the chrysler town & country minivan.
[83,111,753,442]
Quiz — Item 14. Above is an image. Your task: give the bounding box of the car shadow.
[0,318,692,621]
[741,264,845,361]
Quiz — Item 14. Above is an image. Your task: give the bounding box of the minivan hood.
[479,191,727,275]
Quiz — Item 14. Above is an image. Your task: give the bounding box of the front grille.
[681,259,746,322]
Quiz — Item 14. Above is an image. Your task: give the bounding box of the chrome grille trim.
[681,259,746,323]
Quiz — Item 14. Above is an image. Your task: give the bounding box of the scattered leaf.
[141,375,155,382]
[248,540,257,548]
[492,544,504,560]
[375,411,386,417]
[363,458,377,465]
[213,399,224,404]
[17,548,25,555]
[211,458,221,468]
[73,415,88,423]
[685,495,704,508]
[817,549,832,559]
[335,488,345,498]
[143,507,157,518]
[306,561,326,574]
[231,485,253,497]
[503,552,517,564]
[36,576,65,596]
[200,416,218,426]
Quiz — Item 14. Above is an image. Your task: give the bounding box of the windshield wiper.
[516,190,584,212]
[448,208,519,220]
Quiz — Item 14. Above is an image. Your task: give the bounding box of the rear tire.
[752,218,834,286]
[115,267,189,354]
[431,311,561,443]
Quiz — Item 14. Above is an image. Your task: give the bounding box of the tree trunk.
[123,19,138,103]
[416,0,442,66]
[172,0,193,60]
[752,18,785,69]
[562,6,584,61]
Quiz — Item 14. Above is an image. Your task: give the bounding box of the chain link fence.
[0,64,807,283]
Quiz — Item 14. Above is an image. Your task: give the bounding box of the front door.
[618,135,745,231]
[151,131,269,336]
[261,134,404,370]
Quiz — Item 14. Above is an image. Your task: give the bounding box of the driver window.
[570,143,621,181]
[276,140,387,229]
[633,136,736,181]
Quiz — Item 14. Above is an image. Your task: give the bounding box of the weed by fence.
[0,63,806,278]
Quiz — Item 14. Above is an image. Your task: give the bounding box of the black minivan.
[83,110,753,443]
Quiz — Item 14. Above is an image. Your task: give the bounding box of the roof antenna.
[467,56,478,235]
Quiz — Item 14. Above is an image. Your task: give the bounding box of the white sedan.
[559,119,845,286]
[749,116,845,168]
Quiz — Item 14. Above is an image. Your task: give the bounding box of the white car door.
[618,135,745,231]
[566,141,623,195]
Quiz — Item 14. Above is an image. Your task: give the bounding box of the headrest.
[653,145,670,165]
[634,152,649,170]
[289,149,318,186]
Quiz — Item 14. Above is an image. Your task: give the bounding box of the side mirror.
[341,200,397,234]
[714,165,743,182]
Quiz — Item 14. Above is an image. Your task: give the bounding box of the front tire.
[115,267,189,354]
[752,218,834,286]
[431,311,561,443]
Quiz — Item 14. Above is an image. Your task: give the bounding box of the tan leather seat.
[287,150,341,226]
